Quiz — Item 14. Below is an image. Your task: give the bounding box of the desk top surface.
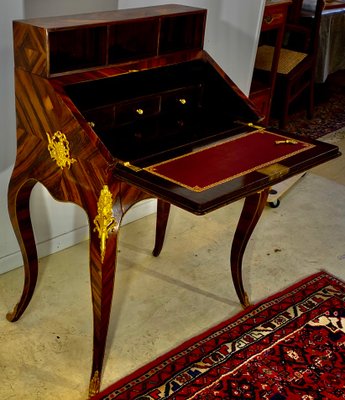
[14,4,204,29]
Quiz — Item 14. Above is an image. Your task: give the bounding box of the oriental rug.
[92,271,345,400]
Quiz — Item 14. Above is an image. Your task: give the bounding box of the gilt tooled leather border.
[144,130,315,192]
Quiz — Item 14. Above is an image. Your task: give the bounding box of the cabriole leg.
[230,188,270,308]
[6,178,38,322]
[88,196,121,397]
[152,200,171,257]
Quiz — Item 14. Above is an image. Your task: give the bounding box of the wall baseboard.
[0,199,157,275]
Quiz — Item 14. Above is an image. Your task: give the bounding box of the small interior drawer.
[83,105,115,131]
[161,85,203,114]
[115,96,161,126]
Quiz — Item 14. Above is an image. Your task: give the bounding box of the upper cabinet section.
[13,4,206,77]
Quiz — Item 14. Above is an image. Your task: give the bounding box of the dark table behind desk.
[302,1,345,82]
[316,5,345,82]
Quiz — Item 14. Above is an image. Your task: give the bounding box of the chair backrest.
[284,0,325,55]
[287,0,304,23]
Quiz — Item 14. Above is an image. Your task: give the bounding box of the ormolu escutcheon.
[46,131,76,169]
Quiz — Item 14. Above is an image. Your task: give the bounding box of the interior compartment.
[49,27,107,74]
[108,19,159,63]
[159,13,205,54]
[65,59,259,162]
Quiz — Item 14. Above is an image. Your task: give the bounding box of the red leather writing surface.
[144,130,314,192]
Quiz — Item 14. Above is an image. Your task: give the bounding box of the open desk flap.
[115,127,340,214]
[141,129,314,192]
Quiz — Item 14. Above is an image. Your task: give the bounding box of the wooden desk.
[7,5,340,396]
[250,0,291,125]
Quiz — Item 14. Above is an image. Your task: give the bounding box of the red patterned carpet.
[271,70,345,139]
[92,271,345,400]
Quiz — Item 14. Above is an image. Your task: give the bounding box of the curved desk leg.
[6,178,38,322]
[88,213,120,397]
[87,188,149,397]
[152,200,171,257]
[231,188,270,308]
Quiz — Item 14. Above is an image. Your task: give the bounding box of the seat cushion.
[255,45,308,74]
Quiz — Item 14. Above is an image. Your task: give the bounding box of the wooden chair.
[249,1,291,126]
[254,0,325,128]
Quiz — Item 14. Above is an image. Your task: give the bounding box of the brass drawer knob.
[179,98,187,105]
[136,108,144,115]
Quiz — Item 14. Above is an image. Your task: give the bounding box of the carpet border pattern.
[93,271,345,400]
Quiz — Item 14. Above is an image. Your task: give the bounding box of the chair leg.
[307,80,315,119]
[279,83,292,130]
[279,102,289,130]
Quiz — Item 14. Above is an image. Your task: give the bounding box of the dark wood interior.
[66,59,258,163]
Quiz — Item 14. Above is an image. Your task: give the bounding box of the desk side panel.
[13,22,48,77]
[13,68,113,206]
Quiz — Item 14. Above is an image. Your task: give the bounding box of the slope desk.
[7,5,340,396]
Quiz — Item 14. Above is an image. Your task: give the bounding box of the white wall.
[0,0,25,274]
[24,0,118,17]
[118,0,265,95]
[0,0,264,274]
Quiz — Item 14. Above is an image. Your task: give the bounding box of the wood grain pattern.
[13,23,48,76]
[13,5,206,78]
[9,66,152,396]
